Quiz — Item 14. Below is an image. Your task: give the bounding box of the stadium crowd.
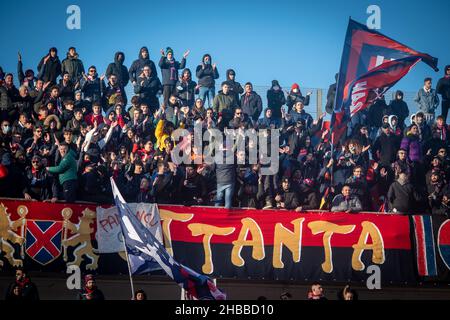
[0,46,449,215]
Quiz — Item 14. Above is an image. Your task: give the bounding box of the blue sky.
[1,0,449,94]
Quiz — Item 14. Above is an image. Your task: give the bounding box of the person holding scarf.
[159,47,189,106]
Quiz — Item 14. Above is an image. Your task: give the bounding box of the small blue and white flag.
[111,177,226,300]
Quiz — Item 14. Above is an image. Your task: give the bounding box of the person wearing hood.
[37,47,61,85]
[223,69,243,104]
[176,68,198,108]
[257,108,280,129]
[159,47,189,106]
[267,80,286,119]
[286,83,311,112]
[414,77,440,125]
[134,65,162,112]
[61,47,85,84]
[325,73,338,114]
[387,90,409,129]
[387,172,420,213]
[436,65,450,124]
[196,54,219,108]
[105,51,129,87]
[129,47,158,86]
[240,82,262,123]
[367,96,389,140]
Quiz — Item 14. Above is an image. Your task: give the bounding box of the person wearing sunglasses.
[23,154,58,202]
[80,65,105,104]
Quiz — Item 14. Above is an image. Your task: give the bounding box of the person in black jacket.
[37,47,61,85]
[178,164,207,206]
[176,68,198,108]
[436,65,450,124]
[367,96,389,140]
[196,54,219,108]
[387,172,420,213]
[387,90,409,129]
[159,47,189,106]
[223,69,243,104]
[129,47,158,86]
[23,155,58,201]
[105,51,129,88]
[325,73,338,114]
[372,123,402,167]
[267,80,286,119]
[134,65,162,113]
[297,178,320,211]
[275,177,301,211]
[5,268,39,301]
[240,82,263,124]
[102,74,127,112]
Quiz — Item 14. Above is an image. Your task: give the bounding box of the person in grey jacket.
[331,185,363,213]
[414,77,440,125]
[61,47,85,84]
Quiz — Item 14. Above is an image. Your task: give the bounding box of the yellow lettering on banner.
[159,209,194,256]
[352,221,385,271]
[188,223,235,274]
[231,218,265,266]
[308,221,355,273]
[273,218,305,268]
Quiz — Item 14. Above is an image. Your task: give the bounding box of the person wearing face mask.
[286,83,311,113]
[436,65,450,124]
[267,80,286,119]
[105,51,129,88]
[196,54,219,108]
[0,120,12,149]
[387,90,409,129]
[159,47,189,106]
[223,69,243,104]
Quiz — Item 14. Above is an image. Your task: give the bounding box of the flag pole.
[123,245,136,300]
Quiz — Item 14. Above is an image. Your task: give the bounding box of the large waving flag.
[331,19,438,144]
[110,178,226,300]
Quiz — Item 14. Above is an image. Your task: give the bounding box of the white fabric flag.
[96,203,162,253]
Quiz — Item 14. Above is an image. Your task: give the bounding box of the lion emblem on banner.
[62,208,99,270]
[0,203,26,267]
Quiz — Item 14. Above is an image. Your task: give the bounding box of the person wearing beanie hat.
[436,64,450,123]
[77,274,105,300]
[129,47,158,86]
[159,46,190,105]
[286,83,311,112]
[37,47,61,85]
[267,80,286,119]
[196,54,219,108]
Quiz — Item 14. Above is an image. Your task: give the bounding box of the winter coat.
[37,54,61,85]
[196,54,219,88]
[80,75,105,103]
[387,91,409,127]
[105,51,130,87]
[46,149,77,184]
[223,69,243,102]
[414,88,439,114]
[175,77,197,108]
[400,133,422,162]
[129,47,158,84]
[159,56,186,86]
[134,75,162,110]
[61,53,85,82]
[240,91,263,122]
[387,178,418,213]
[267,80,286,118]
[331,194,362,212]
[436,74,450,101]
[372,132,401,166]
